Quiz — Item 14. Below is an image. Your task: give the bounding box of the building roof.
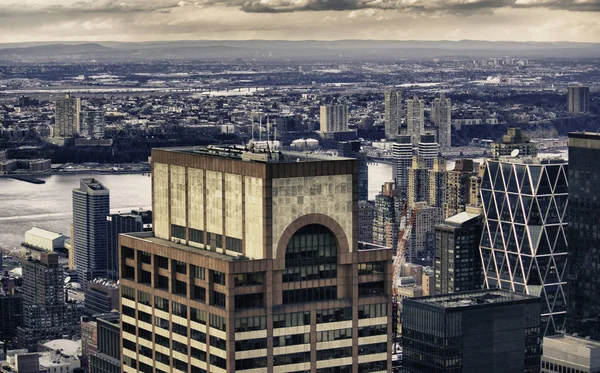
[25,227,63,241]
[42,339,81,357]
[444,211,480,226]
[410,289,539,309]
[545,334,600,350]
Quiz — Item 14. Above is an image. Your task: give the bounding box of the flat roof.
[444,211,480,226]
[545,334,600,350]
[569,132,600,140]
[410,289,538,309]
[42,339,81,356]
[25,227,63,241]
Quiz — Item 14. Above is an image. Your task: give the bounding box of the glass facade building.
[479,158,568,335]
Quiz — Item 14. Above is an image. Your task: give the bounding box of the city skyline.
[0,0,599,43]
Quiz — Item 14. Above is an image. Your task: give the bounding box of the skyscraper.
[480,158,568,335]
[568,85,590,113]
[434,210,483,294]
[338,140,368,201]
[54,93,81,138]
[73,178,110,287]
[385,89,402,140]
[432,93,452,148]
[393,135,413,199]
[428,157,447,208]
[358,200,374,243]
[81,110,106,139]
[445,159,475,219]
[373,182,400,249]
[119,145,392,373]
[417,134,439,169]
[16,252,83,351]
[320,104,348,133]
[106,209,152,280]
[406,96,425,146]
[402,289,541,373]
[567,132,600,337]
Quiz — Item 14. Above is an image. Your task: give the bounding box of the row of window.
[316,307,352,323]
[172,224,242,253]
[282,286,337,304]
[358,261,385,275]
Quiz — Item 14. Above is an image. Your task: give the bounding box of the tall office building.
[402,289,541,373]
[428,157,447,208]
[432,93,452,148]
[84,278,120,316]
[16,252,83,351]
[385,89,402,140]
[490,127,538,158]
[417,134,439,169]
[54,93,81,138]
[320,104,348,133]
[568,85,590,113]
[119,146,392,373]
[106,209,152,281]
[81,111,106,139]
[393,135,413,199]
[373,182,399,250]
[338,141,368,201]
[358,200,374,243]
[88,313,121,373]
[73,178,110,287]
[0,292,22,343]
[445,159,475,219]
[567,132,600,337]
[434,210,483,294]
[480,158,568,335]
[406,96,425,146]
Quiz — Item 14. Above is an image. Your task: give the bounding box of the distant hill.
[0,40,598,62]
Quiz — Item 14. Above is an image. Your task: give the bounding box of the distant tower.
[417,134,440,169]
[568,85,590,113]
[432,93,452,148]
[54,93,81,138]
[338,141,368,201]
[385,89,402,140]
[406,95,425,146]
[106,209,152,281]
[81,111,106,139]
[73,178,110,287]
[320,104,348,133]
[393,135,413,199]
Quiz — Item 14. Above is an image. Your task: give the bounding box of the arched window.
[283,224,338,283]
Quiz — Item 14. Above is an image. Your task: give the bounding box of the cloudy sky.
[0,0,599,43]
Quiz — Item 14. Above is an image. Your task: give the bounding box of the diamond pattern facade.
[480,159,568,336]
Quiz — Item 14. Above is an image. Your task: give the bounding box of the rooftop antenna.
[267,115,270,144]
[259,114,262,142]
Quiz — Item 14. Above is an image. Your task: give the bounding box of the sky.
[0,0,599,43]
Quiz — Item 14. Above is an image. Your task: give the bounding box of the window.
[190,228,204,244]
[122,304,135,318]
[235,293,264,309]
[210,335,227,351]
[157,274,169,290]
[123,338,136,352]
[173,340,187,354]
[212,291,226,308]
[234,272,265,286]
[283,224,338,282]
[122,286,135,301]
[273,333,310,347]
[122,246,134,259]
[137,290,151,306]
[226,236,242,253]
[358,342,387,356]
[207,232,223,249]
[139,345,153,358]
[191,347,206,361]
[273,352,311,366]
[191,367,206,373]
[122,265,135,280]
[154,296,169,311]
[191,329,206,343]
[210,314,226,332]
[358,281,385,297]
[193,285,206,302]
[175,280,187,296]
[273,312,311,328]
[122,322,136,335]
[210,355,227,370]
[171,224,186,240]
[139,328,152,341]
[174,260,187,274]
[123,356,136,370]
[139,362,153,373]
[317,366,352,373]
[156,255,168,269]
[173,358,188,373]
[155,334,170,348]
[316,328,352,342]
[358,303,387,319]
[172,302,187,318]
[358,361,387,373]
[235,316,266,332]
[212,270,226,285]
[139,251,151,264]
[191,308,206,324]
[191,265,206,280]
[139,269,151,285]
[316,347,352,360]
[283,286,337,304]
[154,316,169,330]
[358,262,385,275]
[156,351,170,366]
[137,310,152,324]
[358,324,387,338]
[236,357,267,370]
[235,338,267,351]
[316,308,352,323]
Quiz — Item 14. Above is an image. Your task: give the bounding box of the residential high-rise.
[406,96,425,146]
[106,209,152,281]
[385,89,402,140]
[119,145,393,373]
[338,140,368,201]
[432,93,451,148]
[73,178,110,287]
[89,313,121,373]
[568,85,590,113]
[428,157,447,208]
[393,135,413,199]
[16,252,83,351]
[320,104,348,133]
[402,289,541,373]
[567,132,600,337]
[434,210,483,294]
[81,111,106,139]
[54,93,81,138]
[469,163,486,208]
[373,182,399,250]
[417,134,439,169]
[358,200,374,243]
[407,156,428,208]
[445,159,475,218]
[408,202,443,263]
[541,334,600,373]
[490,127,538,158]
[480,158,568,335]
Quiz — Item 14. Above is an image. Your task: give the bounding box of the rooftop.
[79,178,109,191]
[25,227,63,241]
[545,334,600,350]
[444,211,480,226]
[412,289,538,309]
[42,339,81,357]
[489,156,566,165]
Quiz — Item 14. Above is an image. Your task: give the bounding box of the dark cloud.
[514,0,600,12]
[0,0,182,17]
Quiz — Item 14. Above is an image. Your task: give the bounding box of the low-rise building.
[23,228,65,252]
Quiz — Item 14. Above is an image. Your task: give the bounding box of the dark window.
[139,345,153,358]
[139,328,152,341]
[226,236,243,253]
[273,333,310,347]
[139,362,153,373]
[172,302,187,318]
[139,251,151,264]
[122,286,135,300]
[191,308,206,324]
[139,269,151,285]
[137,310,152,324]
[210,335,227,351]
[122,246,134,259]
[157,275,169,290]
[235,293,264,309]
[316,328,352,342]
[210,355,227,370]
[154,296,168,311]
[155,351,170,366]
[174,260,187,274]
[283,224,338,282]
[191,347,206,361]
[316,308,352,323]
[283,286,337,304]
[317,366,352,373]
[273,352,311,366]
[155,334,170,348]
[207,232,223,249]
[235,316,266,332]
[154,316,169,330]
[174,280,187,296]
[210,314,226,332]
[358,303,387,319]
[123,338,136,352]
[171,224,186,240]
[122,322,136,335]
[122,265,135,280]
[212,291,226,308]
[156,255,168,269]
[123,356,136,370]
[273,312,311,328]
[234,272,265,286]
[173,340,187,354]
[189,228,204,244]
[358,262,385,275]
[191,367,206,373]
[122,304,135,318]
[358,361,387,373]
[235,338,267,351]
[358,342,387,355]
[191,264,206,280]
[316,347,353,360]
[358,324,387,338]
[359,281,385,297]
[193,285,206,302]
[236,357,267,370]
[137,290,151,306]
[191,329,206,343]
[173,359,188,373]
[212,270,226,285]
